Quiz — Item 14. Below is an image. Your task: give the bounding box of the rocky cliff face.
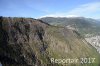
[0,17,50,66]
[0,17,100,66]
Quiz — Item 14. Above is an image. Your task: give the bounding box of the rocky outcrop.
[0,17,50,66]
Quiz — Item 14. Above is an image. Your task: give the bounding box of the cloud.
[39,13,67,18]
[67,2,100,16]
[40,2,100,18]
[39,14,79,18]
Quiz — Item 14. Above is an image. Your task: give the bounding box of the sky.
[0,0,100,19]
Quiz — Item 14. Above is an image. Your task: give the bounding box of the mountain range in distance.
[40,17,100,36]
[0,16,100,66]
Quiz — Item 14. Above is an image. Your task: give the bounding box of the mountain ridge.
[40,17,100,35]
[0,16,100,66]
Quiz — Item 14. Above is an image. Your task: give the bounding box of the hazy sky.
[0,0,100,19]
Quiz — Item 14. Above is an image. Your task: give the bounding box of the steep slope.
[45,26,100,66]
[41,17,100,55]
[0,17,50,66]
[0,17,100,66]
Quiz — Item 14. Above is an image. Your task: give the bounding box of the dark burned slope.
[0,17,100,66]
[0,17,49,66]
